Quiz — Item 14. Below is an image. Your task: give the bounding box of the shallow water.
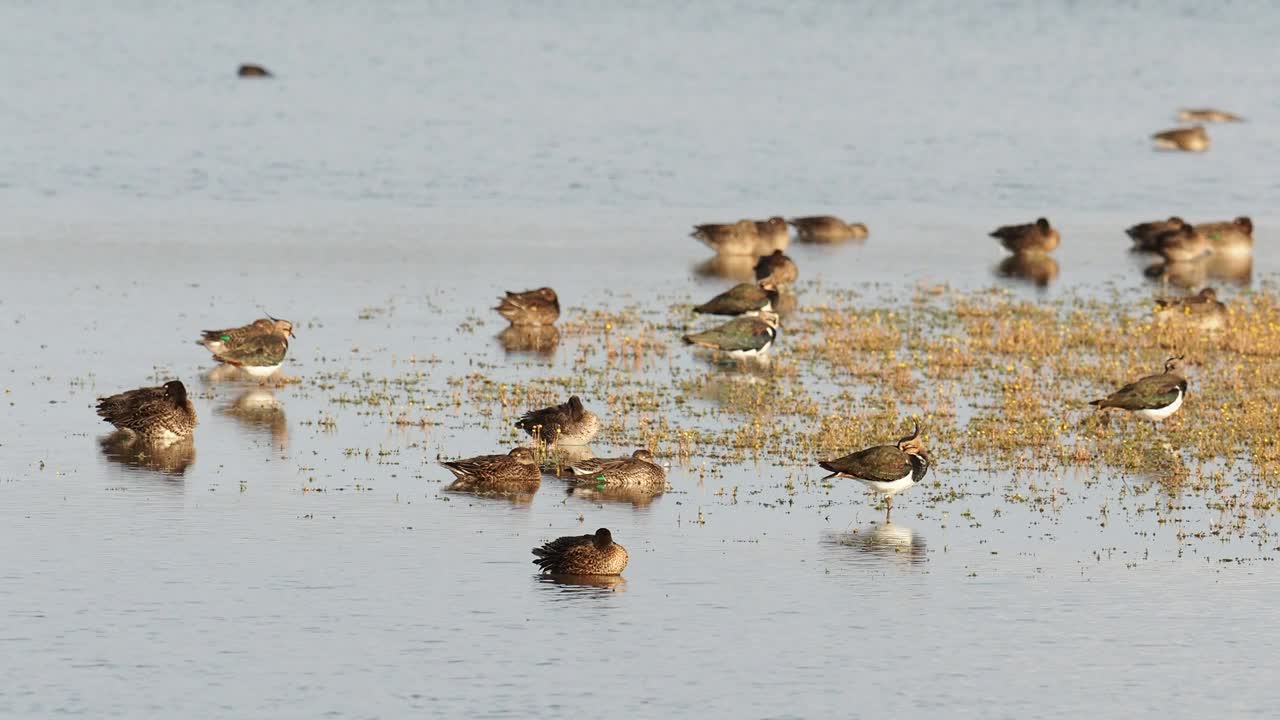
[4,2,1280,718]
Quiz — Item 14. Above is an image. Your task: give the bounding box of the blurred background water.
[2,2,1279,718]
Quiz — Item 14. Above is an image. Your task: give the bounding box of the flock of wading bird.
[91,101,1252,578]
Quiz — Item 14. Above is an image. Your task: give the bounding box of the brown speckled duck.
[788,215,870,242]
[238,64,272,77]
[1194,217,1253,257]
[1152,126,1209,152]
[568,449,666,488]
[439,447,541,494]
[754,250,798,286]
[96,380,197,441]
[515,395,600,445]
[1154,288,1226,331]
[532,528,629,576]
[1178,108,1243,123]
[754,217,790,252]
[1153,224,1210,262]
[1127,216,1187,252]
[990,217,1060,254]
[495,287,560,326]
[691,219,760,256]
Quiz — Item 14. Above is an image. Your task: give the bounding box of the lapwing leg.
[884,495,892,521]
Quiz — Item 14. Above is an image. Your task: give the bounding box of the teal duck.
[1127,216,1186,252]
[788,215,870,242]
[1089,357,1187,427]
[495,287,560,326]
[682,310,779,358]
[439,447,541,493]
[691,219,761,256]
[754,250,798,286]
[1152,126,1209,152]
[96,380,197,441]
[692,280,777,317]
[754,217,790,252]
[515,395,600,445]
[238,64,272,77]
[818,422,930,520]
[991,217,1060,254]
[200,316,293,356]
[1195,217,1253,257]
[532,528,629,576]
[1178,108,1243,123]
[1153,224,1210,262]
[568,449,666,488]
[1154,288,1226,331]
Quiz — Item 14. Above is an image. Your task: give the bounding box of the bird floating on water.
[237,64,272,78]
[495,287,560,326]
[754,250,798,286]
[818,422,930,520]
[532,528,629,576]
[96,380,197,441]
[1152,224,1210,262]
[692,217,787,256]
[439,447,541,494]
[515,395,601,446]
[1152,126,1209,152]
[1195,217,1253,257]
[1127,216,1187,252]
[788,215,870,242]
[1089,356,1187,429]
[1178,108,1243,123]
[991,217,1060,254]
[568,449,666,488]
[683,310,779,358]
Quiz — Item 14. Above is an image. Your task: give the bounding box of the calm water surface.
[3,2,1280,718]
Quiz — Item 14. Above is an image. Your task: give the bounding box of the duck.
[1126,216,1187,252]
[692,280,777,317]
[690,219,761,256]
[753,217,790,252]
[1154,288,1227,331]
[1152,126,1209,152]
[439,447,541,493]
[95,380,197,441]
[754,250,798,286]
[567,449,666,488]
[817,422,930,520]
[1089,356,1187,429]
[238,64,272,77]
[1178,108,1244,123]
[199,316,294,356]
[682,310,779,358]
[1152,224,1211,262]
[788,215,870,242]
[990,217,1060,254]
[514,395,600,445]
[1194,217,1253,257]
[532,528,629,576]
[495,287,560,326]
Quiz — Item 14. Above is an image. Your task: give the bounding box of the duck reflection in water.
[221,388,288,449]
[1206,253,1252,286]
[693,255,757,283]
[823,522,927,566]
[497,325,560,356]
[535,573,627,593]
[566,483,665,509]
[1144,257,1208,289]
[99,431,196,477]
[995,253,1059,288]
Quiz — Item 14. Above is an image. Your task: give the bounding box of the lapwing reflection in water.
[822,522,927,567]
[221,388,288,449]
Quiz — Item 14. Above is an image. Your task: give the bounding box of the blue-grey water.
[3,2,1279,718]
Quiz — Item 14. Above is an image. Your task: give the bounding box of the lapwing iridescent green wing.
[692,280,778,317]
[991,217,1060,254]
[1089,356,1187,428]
[531,528,629,576]
[212,331,290,378]
[438,447,542,494]
[514,395,601,446]
[200,317,293,356]
[818,422,930,520]
[568,449,666,488]
[495,287,560,326]
[95,380,197,441]
[682,311,779,358]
